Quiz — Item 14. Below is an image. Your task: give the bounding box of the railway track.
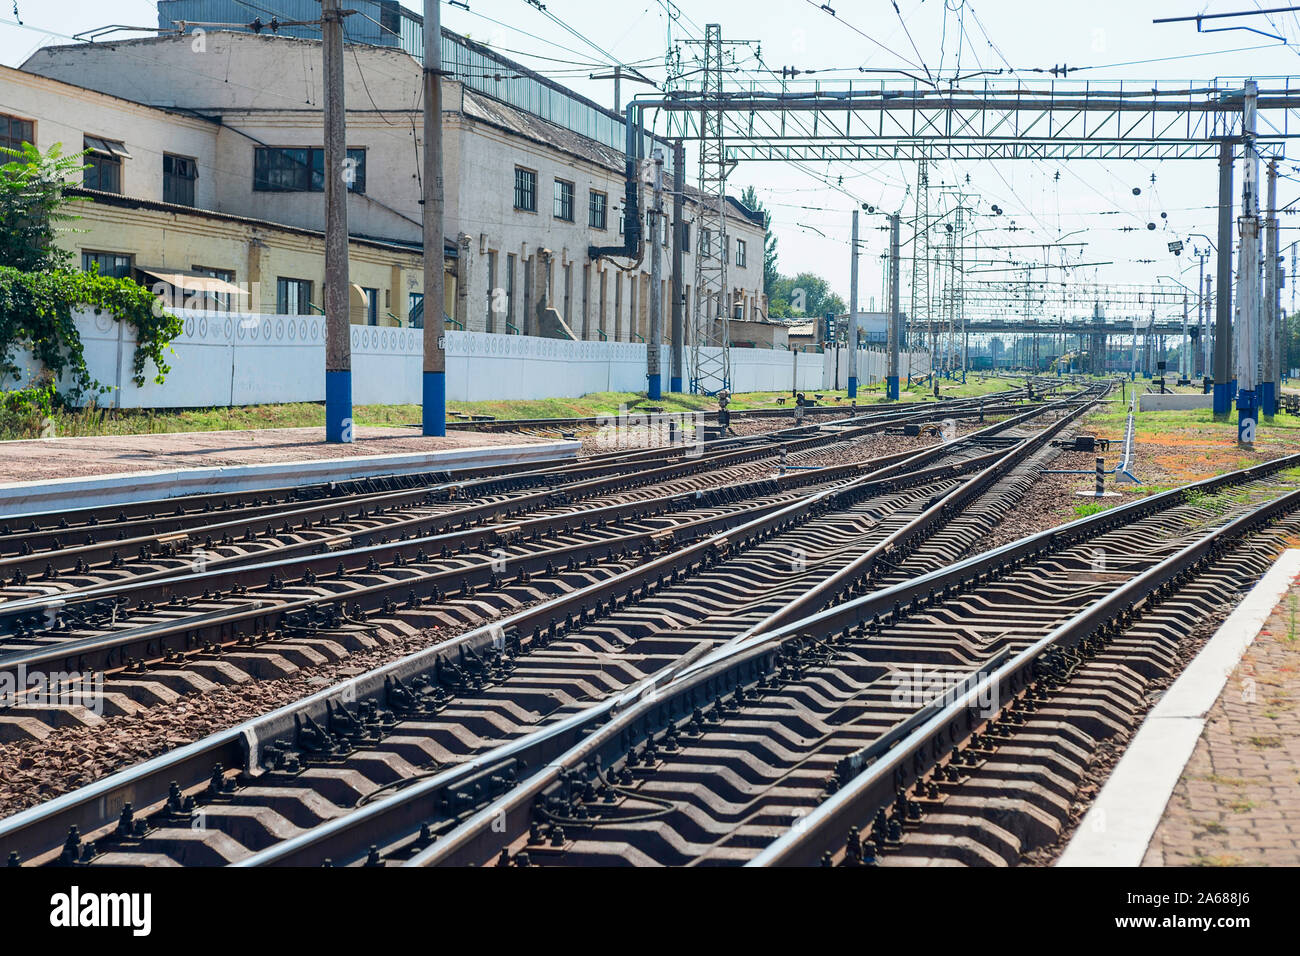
[439,380,1050,436]
[0,393,1039,702]
[400,458,1300,867]
[0,391,1029,596]
[0,388,1104,866]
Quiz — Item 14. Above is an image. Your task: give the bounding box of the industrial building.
[4,21,769,340]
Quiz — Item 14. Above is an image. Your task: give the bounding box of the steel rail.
[400,452,1300,867]
[0,398,1064,866]
[0,391,1058,647]
[229,396,1102,867]
[749,484,1300,866]
[0,397,1031,586]
[0,434,1009,694]
[0,431,1011,864]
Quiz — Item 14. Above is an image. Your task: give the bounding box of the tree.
[768,271,846,320]
[0,143,180,401]
[740,185,779,302]
[0,142,84,272]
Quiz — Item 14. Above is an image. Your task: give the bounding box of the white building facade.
[16,28,768,342]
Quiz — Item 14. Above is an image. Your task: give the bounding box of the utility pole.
[1281,244,1290,390]
[956,204,967,382]
[1195,249,1207,379]
[1263,159,1278,416]
[1214,140,1235,418]
[847,209,859,398]
[1236,80,1260,445]
[670,140,684,392]
[911,161,931,379]
[887,212,901,400]
[322,0,351,443]
[421,0,446,436]
[1204,273,1213,383]
[1130,313,1139,381]
[1181,294,1190,383]
[648,149,664,400]
[589,64,656,113]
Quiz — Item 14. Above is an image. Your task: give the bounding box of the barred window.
[588,190,607,229]
[514,167,537,211]
[553,179,574,221]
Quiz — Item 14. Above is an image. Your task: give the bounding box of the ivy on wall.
[0,142,183,403]
[0,266,183,402]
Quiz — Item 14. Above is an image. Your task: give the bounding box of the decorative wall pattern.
[6,308,928,408]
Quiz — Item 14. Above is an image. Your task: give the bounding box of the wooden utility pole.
[422,0,446,436]
[322,0,352,442]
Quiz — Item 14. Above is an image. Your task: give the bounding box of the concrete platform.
[0,425,579,517]
[1058,549,1300,867]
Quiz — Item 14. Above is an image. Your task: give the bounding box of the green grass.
[835,376,1022,408]
[1089,402,1300,436]
[3,375,1032,441]
[8,384,1004,441]
[1072,502,1106,518]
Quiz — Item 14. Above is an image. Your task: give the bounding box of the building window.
[514,167,537,212]
[81,250,132,279]
[408,292,424,328]
[589,189,607,230]
[553,178,574,221]
[0,113,34,152]
[344,148,366,194]
[254,147,365,193]
[363,287,379,325]
[736,239,747,268]
[680,222,691,253]
[163,154,197,206]
[191,265,234,311]
[700,228,712,256]
[84,136,129,193]
[618,212,625,235]
[276,277,313,315]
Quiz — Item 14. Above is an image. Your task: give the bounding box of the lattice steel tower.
[909,161,932,376]
[690,23,731,394]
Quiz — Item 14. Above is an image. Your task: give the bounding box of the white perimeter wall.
[7,308,928,407]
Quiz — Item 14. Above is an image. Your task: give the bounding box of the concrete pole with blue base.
[886,212,901,401]
[322,0,352,443]
[1262,159,1278,417]
[421,0,446,436]
[647,150,664,401]
[1236,81,1260,446]
[847,209,859,398]
[1213,138,1235,419]
[669,140,685,393]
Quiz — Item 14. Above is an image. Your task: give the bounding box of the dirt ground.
[0,426,562,484]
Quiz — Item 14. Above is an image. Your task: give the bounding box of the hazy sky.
[5,1,1299,318]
